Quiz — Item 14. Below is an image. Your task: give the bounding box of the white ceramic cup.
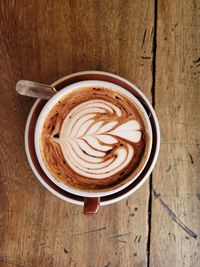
[34,80,152,198]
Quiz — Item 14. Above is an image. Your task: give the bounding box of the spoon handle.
[16,80,57,100]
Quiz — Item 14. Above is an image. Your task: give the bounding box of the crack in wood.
[134,235,142,243]
[166,166,171,172]
[196,193,200,201]
[193,57,200,64]
[39,242,46,246]
[188,152,194,164]
[134,235,138,243]
[74,226,106,236]
[150,27,154,41]
[147,1,158,266]
[153,190,198,239]
[166,164,177,172]
[153,190,160,198]
[147,177,153,267]
[108,232,131,240]
[141,28,147,48]
[64,248,69,254]
[141,56,151,59]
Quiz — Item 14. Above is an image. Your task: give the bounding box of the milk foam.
[53,100,142,179]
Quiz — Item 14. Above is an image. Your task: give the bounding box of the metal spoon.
[16,80,152,118]
[16,80,57,100]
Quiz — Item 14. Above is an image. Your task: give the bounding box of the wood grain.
[150,0,200,266]
[0,1,154,267]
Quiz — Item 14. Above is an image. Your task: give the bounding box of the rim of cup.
[34,80,153,197]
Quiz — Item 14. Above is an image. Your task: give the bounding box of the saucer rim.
[25,70,160,206]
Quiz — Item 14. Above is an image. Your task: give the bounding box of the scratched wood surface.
[150,0,200,266]
[0,1,154,267]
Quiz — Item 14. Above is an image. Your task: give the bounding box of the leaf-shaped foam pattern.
[75,139,106,157]
[96,121,118,134]
[54,100,142,179]
[86,121,104,135]
[96,135,118,144]
[108,120,141,142]
[82,136,112,151]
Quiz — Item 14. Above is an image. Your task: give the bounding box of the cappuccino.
[40,86,149,192]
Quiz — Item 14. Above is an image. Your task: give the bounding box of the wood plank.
[150,0,200,266]
[0,1,154,266]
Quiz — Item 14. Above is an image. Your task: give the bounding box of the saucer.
[25,71,160,206]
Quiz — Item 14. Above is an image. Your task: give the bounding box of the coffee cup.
[24,71,160,214]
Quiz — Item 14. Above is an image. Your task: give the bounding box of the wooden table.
[0,1,199,266]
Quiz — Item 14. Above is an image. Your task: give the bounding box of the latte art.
[40,86,147,192]
[53,100,142,179]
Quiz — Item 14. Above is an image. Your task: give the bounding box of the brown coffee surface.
[40,86,147,192]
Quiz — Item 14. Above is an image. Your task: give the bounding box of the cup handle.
[84,197,100,215]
